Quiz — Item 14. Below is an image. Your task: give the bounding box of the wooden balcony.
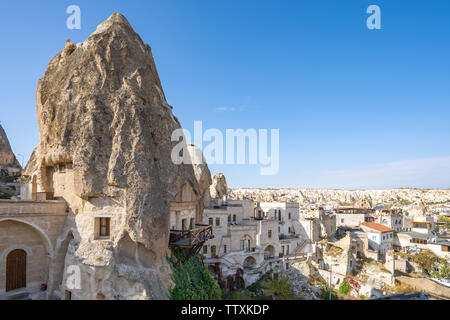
[169,224,214,248]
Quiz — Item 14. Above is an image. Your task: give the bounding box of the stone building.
[0,200,67,296]
[375,209,405,232]
[202,199,307,289]
[360,222,395,255]
[335,208,376,228]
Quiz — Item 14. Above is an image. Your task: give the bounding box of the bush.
[338,279,351,295]
[228,291,253,300]
[413,250,444,276]
[223,272,275,300]
[168,248,222,300]
[359,294,367,300]
[263,276,293,300]
[0,192,12,199]
[434,260,449,279]
[317,281,338,300]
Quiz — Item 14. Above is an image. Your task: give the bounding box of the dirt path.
[396,276,450,299]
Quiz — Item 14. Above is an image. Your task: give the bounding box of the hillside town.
[2,113,450,300]
[0,13,449,301]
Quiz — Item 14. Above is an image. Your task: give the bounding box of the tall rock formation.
[24,13,202,299]
[210,173,228,200]
[187,144,212,208]
[0,124,21,176]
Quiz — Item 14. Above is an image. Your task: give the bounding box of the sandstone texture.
[187,144,212,208]
[0,124,21,176]
[0,124,21,197]
[23,13,201,299]
[210,173,228,200]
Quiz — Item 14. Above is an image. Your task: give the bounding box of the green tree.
[413,250,444,276]
[168,248,222,300]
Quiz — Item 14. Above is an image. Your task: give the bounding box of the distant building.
[335,208,375,228]
[360,222,395,255]
[411,216,435,235]
[395,231,450,259]
[375,209,406,232]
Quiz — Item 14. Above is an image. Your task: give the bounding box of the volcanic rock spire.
[26,13,204,299]
[0,124,21,176]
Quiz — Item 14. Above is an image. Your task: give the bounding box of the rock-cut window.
[96,217,111,238]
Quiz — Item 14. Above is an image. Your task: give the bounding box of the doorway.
[6,249,27,292]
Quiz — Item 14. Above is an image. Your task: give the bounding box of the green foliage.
[437,216,450,225]
[263,276,293,300]
[433,260,449,279]
[359,294,367,300]
[168,248,222,300]
[317,280,338,300]
[227,291,253,300]
[338,279,351,294]
[223,272,290,300]
[412,250,444,275]
[0,175,17,183]
[0,192,12,199]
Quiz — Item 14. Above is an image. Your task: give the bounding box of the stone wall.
[0,200,67,296]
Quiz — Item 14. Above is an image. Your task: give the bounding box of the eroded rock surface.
[0,124,21,176]
[24,13,201,299]
[188,144,212,208]
[210,173,228,200]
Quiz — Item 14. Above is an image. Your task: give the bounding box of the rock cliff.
[187,144,212,208]
[0,124,21,176]
[210,173,228,200]
[25,13,201,299]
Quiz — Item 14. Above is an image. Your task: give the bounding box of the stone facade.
[202,200,307,288]
[0,200,67,296]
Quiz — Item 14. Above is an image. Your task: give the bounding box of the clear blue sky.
[1,0,449,189]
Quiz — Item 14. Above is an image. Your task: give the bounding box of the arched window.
[242,235,252,251]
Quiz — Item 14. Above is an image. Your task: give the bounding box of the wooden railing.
[169,224,213,247]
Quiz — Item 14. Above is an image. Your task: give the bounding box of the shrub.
[317,281,338,300]
[338,279,351,295]
[0,192,12,199]
[168,248,222,300]
[263,276,293,300]
[413,250,444,275]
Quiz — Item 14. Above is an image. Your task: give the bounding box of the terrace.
[169,224,214,248]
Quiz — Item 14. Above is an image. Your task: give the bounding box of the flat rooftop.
[398,231,450,246]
